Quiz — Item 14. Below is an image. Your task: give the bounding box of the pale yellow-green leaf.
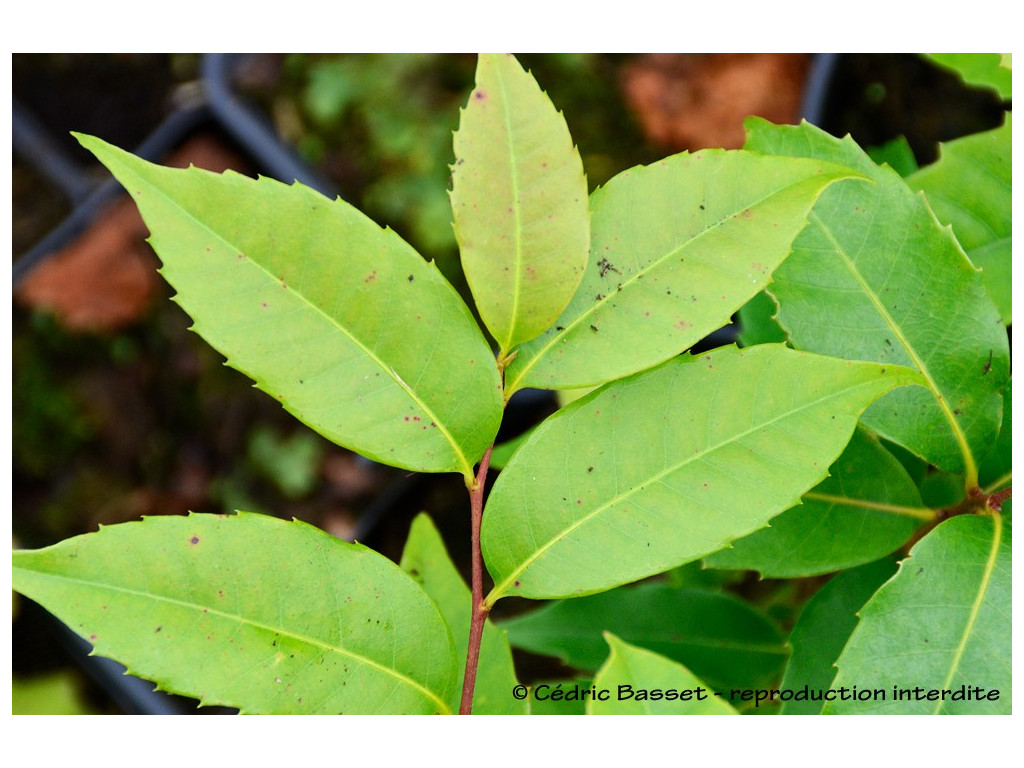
[451,53,589,353]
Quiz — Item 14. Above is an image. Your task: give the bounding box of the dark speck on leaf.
[590,325,599,333]
[408,275,414,282]
[474,90,487,100]
[190,536,200,545]
[597,257,620,277]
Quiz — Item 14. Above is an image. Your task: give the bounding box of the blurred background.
[11,52,1006,714]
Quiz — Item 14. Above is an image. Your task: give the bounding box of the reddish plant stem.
[459,444,493,715]
[987,485,1012,512]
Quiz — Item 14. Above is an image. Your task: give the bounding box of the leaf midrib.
[14,567,452,714]
[138,167,473,480]
[932,513,1003,714]
[493,57,525,354]
[809,210,978,485]
[802,491,935,521]
[487,369,903,602]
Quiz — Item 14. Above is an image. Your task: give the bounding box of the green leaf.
[826,513,1010,714]
[908,116,1012,324]
[399,513,527,714]
[778,558,898,715]
[500,583,788,692]
[450,53,589,353]
[12,513,457,714]
[979,378,1011,492]
[12,672,95,715]
[526,678,591,714]
[867,135,918,177]
[76,134,502,483]
[705,427,929,577]
[484,343,923,601]
[745,118,1009,480]
[737,291,788,347]
[588,634,739,715]
[924,53,1012,100]
[503,150,862,395]
[247,426,322,498]
[487,427,535,471]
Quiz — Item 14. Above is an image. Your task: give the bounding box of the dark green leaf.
[979,379,1011,492]
[500,583,788,692]
[705,428,929,577]
[737,291,788,347]
[778,558,898,715]
[867,135,918,177]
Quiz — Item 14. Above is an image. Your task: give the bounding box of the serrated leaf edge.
[13,513,453,714]
[488,356,922,603]
[77,133,482,481]
[505,157,860,394]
